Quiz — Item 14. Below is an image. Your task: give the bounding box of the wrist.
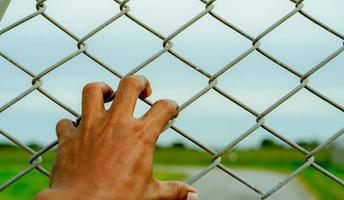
[34,188,109,200]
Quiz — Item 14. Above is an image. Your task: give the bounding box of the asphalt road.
[159,166,316,200]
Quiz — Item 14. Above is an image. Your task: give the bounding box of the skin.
[34,76,199,200]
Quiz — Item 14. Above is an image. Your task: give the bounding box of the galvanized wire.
[0,0,10,21]
[0,0,343,199]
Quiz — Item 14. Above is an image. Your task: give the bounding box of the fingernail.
[175,105,180,117]
[187,192,199,200]
[73,116,82,127]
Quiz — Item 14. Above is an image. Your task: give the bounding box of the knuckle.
[139,136,154,147]
[132,121,154,144]
[155,99,177,113]
[131,120,145,133]
[82,82,100,95]
[120,76,142,90]
[34,190,54,200]
[56,119,69,138]
[169,181,183,197]
[56,119,68,129]
[55,118,75,141]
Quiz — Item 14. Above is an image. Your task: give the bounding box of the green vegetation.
[0,140,343,200]
[0,147,187,200]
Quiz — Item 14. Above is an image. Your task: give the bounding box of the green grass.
[0,147,343,200]
[299,167,344,200]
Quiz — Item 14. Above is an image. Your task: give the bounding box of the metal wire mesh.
[0,0,343,199]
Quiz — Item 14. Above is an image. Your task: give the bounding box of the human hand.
[34,76,198,200]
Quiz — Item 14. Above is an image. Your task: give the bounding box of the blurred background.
[0,0,343,199]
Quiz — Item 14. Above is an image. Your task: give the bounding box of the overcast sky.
[0,0,343,149]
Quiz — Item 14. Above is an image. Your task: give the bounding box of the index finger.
[82,82,114,120]
[110,75,152,117]
[141,99,179,142]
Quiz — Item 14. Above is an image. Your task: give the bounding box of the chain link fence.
[0,0,343,199]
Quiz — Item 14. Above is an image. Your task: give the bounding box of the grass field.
[0,146,343,199]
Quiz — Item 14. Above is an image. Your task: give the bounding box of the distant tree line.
[260,138,320,151]
[0,138,321,151]
[0,142,43,151]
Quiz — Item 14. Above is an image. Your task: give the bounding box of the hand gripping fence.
[0,0,343,199]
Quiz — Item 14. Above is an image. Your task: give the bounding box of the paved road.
[158,166,316,200]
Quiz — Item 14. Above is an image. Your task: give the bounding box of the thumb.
[157,180,199,200]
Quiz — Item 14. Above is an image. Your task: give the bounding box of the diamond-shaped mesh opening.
[86,17,163,75]
[305,139,344,180]
[192,169,260,200]
[128,0,205,36]
[137,54,207,105]
[224,145,303,170]
[213,0,295,36]
[0,134,39,191]
[298,166,344,200]
[0,170,48,197]
[175,90,255,148]
[266,89,344,142]
[217,52,299,113]
[309,53,344,105]
[260,13,343,74]
[44,0,120,36]
[302,0,344,34]
[171,15,252,74]
[40,54,121,113]
[0,91,71,144]
[155,133,213,165]
[0,0,36,28]
[0,59,32,105]
[218,128,313,188]
[0,16,76,73]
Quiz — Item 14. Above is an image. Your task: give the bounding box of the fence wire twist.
[0,0,343,199]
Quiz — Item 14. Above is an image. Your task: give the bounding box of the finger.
[141,99,178,139]
[157,181,198,200]
[56,119,77,141]
[82,82,114,119]
[187,192,199,200]
[110,75,151,117]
